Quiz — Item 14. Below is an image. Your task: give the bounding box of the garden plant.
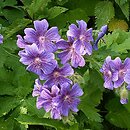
[0,0,130,130]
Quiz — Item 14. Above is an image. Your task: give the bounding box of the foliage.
[0,0,129,130]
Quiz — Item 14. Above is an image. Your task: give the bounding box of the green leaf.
[95,1,115,29]
[106,98,130,128]
[16,115,69,130]
[27,0,50,19]
[115,0,129,20]
[22,97,45,118]
[111,37,130,53]
[48,6,68,19]
[50,8,89,29]
[0,0,17,8]
[0,97,20,117]
[3,18,32,40]
[3,7,25,23]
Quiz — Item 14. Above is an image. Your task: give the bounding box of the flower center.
[79,35,86,41]
[105,70,112,77]
[34,57,42,68]
[53,71,60,78]
[119,69,126,77]
[64,95,72,103]
[39,36,46,43]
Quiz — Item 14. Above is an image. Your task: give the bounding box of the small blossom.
[16,35,32,48]
[40,63,74,86]
[67,20,93,55]
[100,56,118,90]
[54,83,83,116]
[36,85,61,119]
[0,34,3,44]
[56,36,85,68]
[93,25,107,50]
[111,57,130,88]
[24,19,61,52]
[32,79,45,97]
[18,43,57,76]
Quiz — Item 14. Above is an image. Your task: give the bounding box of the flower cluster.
[17,19,90,119]
[101,56,130,104]
[32,79,83,119]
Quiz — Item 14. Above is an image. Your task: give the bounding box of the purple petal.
[124,58,130,69]
[60,63,74,76]
[76,20,87,32]
[45,27,61,41]
[25,43,39,57]
[71,52,85,68]
[120,98,128,104]
[114,78,124,88]
[42,41,57,52]
[36,97,44,109]
[84,28,93,42]
[56,40,70,49]
[40,88,52,99]
[0,34,3,44]
[34,19,48,35]
[104,77,113,90]
[112,71,118,81]
[84,41,92,55]
[113,57,122,69]
[70,83,83,97]
[44,78,56,87]
[73,40,86,55]
[61,102,69,116]
[58,50,71,64]
[70,99,80,112]
[98,25,107,38]
[40,51,55,60]
[126,84,130,90]
[60,83,70,94]
[67,24,79,38]
[24,28,37,43]
[41,60,57,74]
[51,85,60,95]
[16,35,27,48]
[124,69,130,84]
[58,77,72,86]
[51,108,61,119]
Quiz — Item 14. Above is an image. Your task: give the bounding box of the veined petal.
[76,20,87,32]
[34,19,48,35]
[24,28,37,43]
[56,40,70,49]
[45,27,61,41]
[104,77,113,90]
[124,69,130,84]
[70,83,83,97]
[58,50,71,64]
[51,85,60,95]
[84,41,92,55]
[114,78,124,88]
[67,24,79,38]
[124,58,130,69]
[60,63,74,76]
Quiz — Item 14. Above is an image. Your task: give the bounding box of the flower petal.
[34,19,48,35]
[56,40,70,49]
[45,27,60,41]
[124,69,130,84]
[70,83,83,97]
[76,20,87,32]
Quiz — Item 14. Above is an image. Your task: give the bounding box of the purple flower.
[18,43,57,76]
[54,83,83,116]
[40,63,74,86]
[16,35,32,48]
[111,57,130,88]
[124,69,130,90]
[120,98,128,104]
[24,19,61,52]
[56,36,85,68]
[67,20,93,55]
[36,85,61,119]
[93,25,107,50]
[32,79,45,97]
[100,56,118,90]
[0,34,3,44]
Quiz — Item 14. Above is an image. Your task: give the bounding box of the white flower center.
[79,35,86,41]
[53,71,60,78]
[119,69,126,77]
[39,36,46,43]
